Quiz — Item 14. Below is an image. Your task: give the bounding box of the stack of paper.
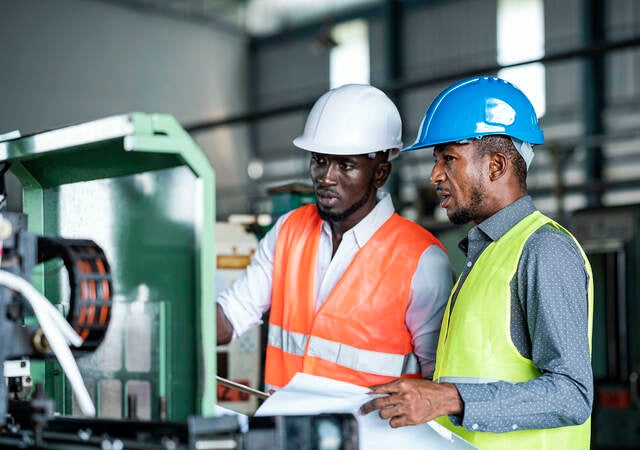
[255,373,477,450]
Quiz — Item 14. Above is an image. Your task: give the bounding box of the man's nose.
[318,162,337,185]
[430,161,444,185]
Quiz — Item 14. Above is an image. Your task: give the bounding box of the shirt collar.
[320,191,394,248]
[458,196,537,254]
[476,195,537,242]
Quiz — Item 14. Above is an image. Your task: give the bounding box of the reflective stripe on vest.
[268,323,420,378]
[438,376,501,384]
[268,324,308,357]
[307,336,420,377]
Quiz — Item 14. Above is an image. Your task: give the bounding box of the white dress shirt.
[217,192,453,378]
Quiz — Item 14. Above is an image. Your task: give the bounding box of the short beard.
[449,209,472,225]
[317,185,374,222]
[449,186,485,225]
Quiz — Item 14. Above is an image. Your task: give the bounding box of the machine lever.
[216,376,269,399]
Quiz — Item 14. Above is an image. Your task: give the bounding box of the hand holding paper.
[255,373,477,450]
[360,377,464,428]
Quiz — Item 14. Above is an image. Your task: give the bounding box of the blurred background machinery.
[572,205,640,448]
[215,221,261,414]
[215,183,316,416]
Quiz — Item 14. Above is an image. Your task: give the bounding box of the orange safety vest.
[264,204,445,389]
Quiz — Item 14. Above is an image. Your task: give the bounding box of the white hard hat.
[293,84,402,159]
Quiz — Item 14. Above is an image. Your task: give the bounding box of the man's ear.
[374,161,391,188]
[489,153,508,181]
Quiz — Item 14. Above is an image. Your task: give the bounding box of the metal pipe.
[583,0,606,206]
[216,375,269,400]
[184,35,640,133]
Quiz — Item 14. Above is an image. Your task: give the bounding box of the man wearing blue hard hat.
[362,76,593,449]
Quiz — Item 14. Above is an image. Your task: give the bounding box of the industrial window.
[330,19,370,88]
[497,0,546,118]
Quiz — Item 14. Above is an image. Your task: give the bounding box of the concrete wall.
[0,0,250,218]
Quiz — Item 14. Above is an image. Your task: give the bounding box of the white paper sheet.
[214,404,249,433]
[255,373,478,450]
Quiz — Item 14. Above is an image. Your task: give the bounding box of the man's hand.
[216,304,234,345]
[360,379,463,428]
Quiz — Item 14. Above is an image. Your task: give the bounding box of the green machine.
[0,113,216,421]
[571,205,640,449]
[266,182,315,217]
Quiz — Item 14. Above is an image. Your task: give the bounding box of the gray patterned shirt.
[448,195,593,432]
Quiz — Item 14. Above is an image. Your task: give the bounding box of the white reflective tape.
[307,336,420,377]
[268,324,308,356]
[268,326,420,378]
[437,376,502,384]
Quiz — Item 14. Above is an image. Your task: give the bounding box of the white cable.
[0,270,96,416]
[36,294,83,347]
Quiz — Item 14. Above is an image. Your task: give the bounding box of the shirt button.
[511,424,518,430]
[466,261,473,268]
[472,424,479,430]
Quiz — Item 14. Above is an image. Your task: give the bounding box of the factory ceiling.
[97,0,383,36]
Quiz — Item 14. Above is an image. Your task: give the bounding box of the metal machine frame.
[0,113,216,420]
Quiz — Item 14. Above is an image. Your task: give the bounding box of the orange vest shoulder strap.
[271,205,321,329]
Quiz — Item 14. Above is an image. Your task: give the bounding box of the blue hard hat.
[403,76,544,152]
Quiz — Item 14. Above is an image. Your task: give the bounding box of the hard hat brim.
[401,141,432,152]
[401,130,543,153]
[294,135,402,157]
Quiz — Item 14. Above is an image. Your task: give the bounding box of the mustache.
[315,187,339,197]
[435,186,450,196]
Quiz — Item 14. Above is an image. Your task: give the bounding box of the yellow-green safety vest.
[433,211,593,450]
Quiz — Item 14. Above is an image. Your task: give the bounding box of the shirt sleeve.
[406,244,454,379]
[216,212,291,340]
[454,227,593,432]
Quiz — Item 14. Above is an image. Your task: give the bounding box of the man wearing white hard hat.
[217,84,453,391]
